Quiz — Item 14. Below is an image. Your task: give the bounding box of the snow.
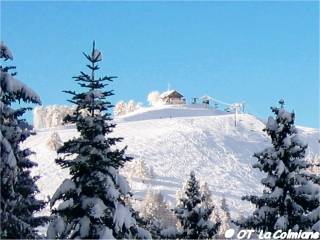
[79,216,90,237]
[312,220,320,232]
[116,175,130,195]
[81,197,107,218]
[160,90,178,98]
[105,178,120,201]
[99,227,114,239]
[274,216,288,230]
[33,105,75,129]
[57,199,74,211]
[266,116,277,131]
[275,160,286,176]
[147,91,161,106]
[91,200,107,219]
[283,136,292,148]
[46,132,63,151]
[115,104,229,122]
[292,134,307,147]
[114,100,141,116]
[307,206,320,222]
[50,179,76,206]
[136,227,152,239]
[295,182,320,197]
[255,206,276,219]
[23,106,320,232]
[0,71,41,103]
[261,176,276,188]
[114,101,127,116]
[55,217,66,234]
[47,216,65,239]
[161,226,179,238]
[267,187,283,201]
[113,203,136,233]
[140,190,177,228]
[278,108,293,123]
[125,159,154,179]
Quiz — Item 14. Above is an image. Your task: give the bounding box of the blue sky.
[2,1,319,128]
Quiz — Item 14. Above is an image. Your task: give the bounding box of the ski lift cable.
[197,95,245,127]
[200,96,244,108]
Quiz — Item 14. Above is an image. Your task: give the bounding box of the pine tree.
[221,197,231,221]
[237,100,320,232]
[47,42,150,239]
[200,182,231,238]
[140,190,177,238]
[126,100,139,113]
[215,197,232,239]
[114,101,127,116]
[306,153,320,175]
[174,171,220,239]
[46,132,63,151]
[0,42,47,238]
[200,182,214,209]
[130,159,154,180]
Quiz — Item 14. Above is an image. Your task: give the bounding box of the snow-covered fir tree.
[174,171,220,239]
[147,91,161,106]
[221,196,231,221]
[33,105,88,129]
[33,106,47,129]
[134,159,150,179]
[114,101,127,116]
[114,100,141,116]
[306,153,320,175]
[200,181,214,209]
[140,190,177,238]
[130,159,154,180]
[200,182,231,238]
[237,100,320,232]
[126,100,141,113]
[215,197,232,239]
[47,42,150,239]
[46,132,63,151]
[0,42,47,238]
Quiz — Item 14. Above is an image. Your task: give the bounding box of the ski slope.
[25,105,320,222]
[116,104,229,122]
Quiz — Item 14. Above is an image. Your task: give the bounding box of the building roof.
[160,90,184,99]
[200,95,213,101]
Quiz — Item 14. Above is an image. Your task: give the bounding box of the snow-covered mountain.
[25,104,319,221]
